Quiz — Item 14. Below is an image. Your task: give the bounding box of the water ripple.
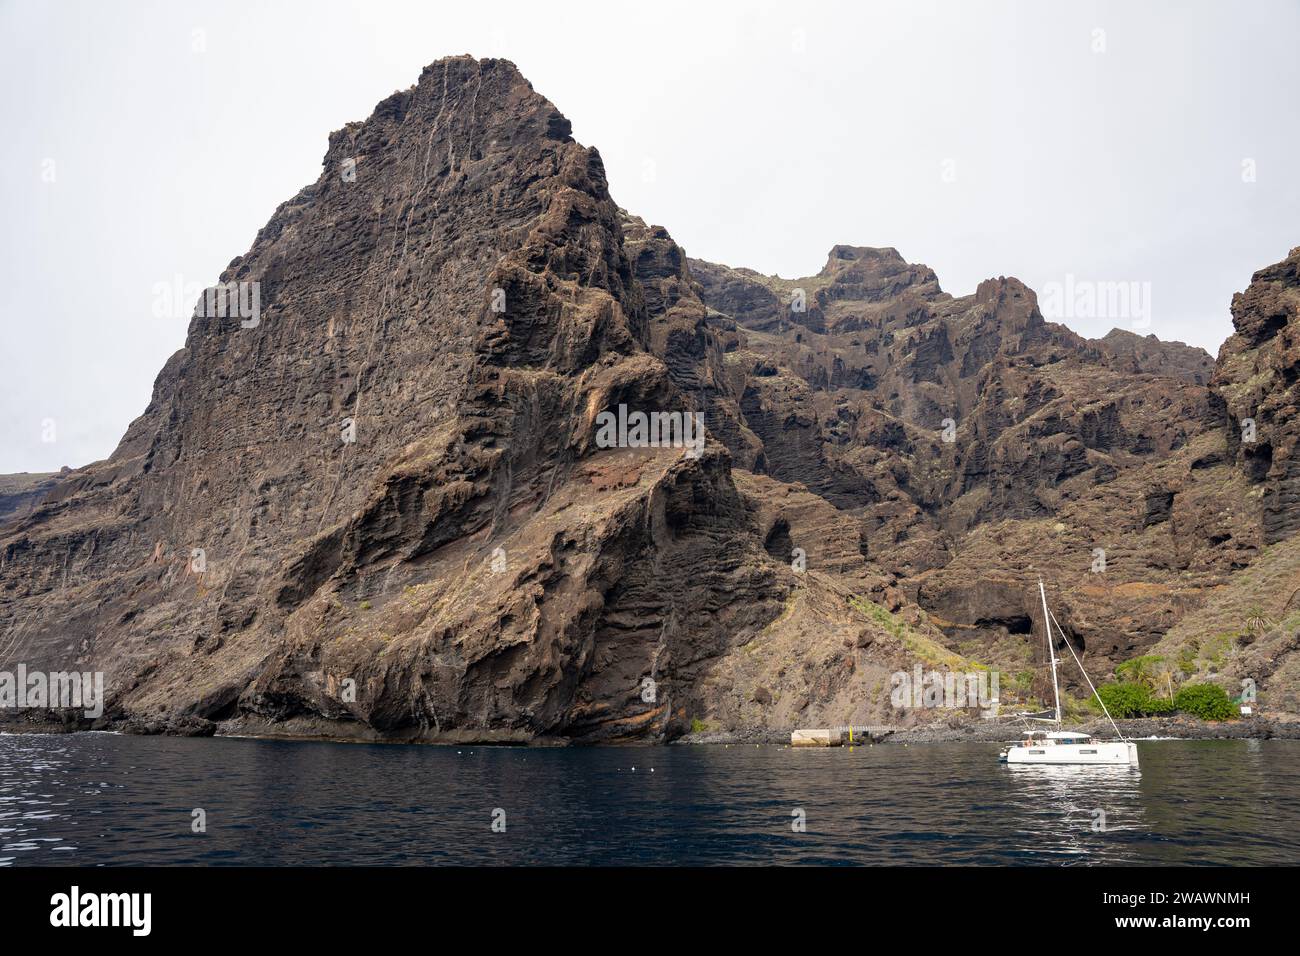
[0,734,1296,865]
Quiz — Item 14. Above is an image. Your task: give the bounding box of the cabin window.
[1080,749,1097,754]
[1028,749,1045,754]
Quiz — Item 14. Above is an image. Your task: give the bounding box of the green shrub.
[1093,681,1177,718]
[1173,683,1236,721]
[1142,693,1175,715]
[1096,681,1158,718]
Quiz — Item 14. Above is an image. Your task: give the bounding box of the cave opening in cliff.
[975,615,1033,635]
[1057,625,1085,655]
[764,519,794,563]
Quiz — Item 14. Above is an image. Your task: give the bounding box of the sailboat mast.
[1039,580,1062,725]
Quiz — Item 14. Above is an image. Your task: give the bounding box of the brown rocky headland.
[3,56,1297,745]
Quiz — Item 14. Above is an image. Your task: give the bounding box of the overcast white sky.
[2,0,1297,473]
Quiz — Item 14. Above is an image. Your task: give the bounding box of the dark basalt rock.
[1215,246,1300,544]
[0,472,64,524]
[688,238,1297,692]
[1,57,1297,737]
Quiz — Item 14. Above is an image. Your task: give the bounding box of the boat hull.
[1005,741,1139,766]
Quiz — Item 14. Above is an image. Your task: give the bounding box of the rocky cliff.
[690,243,1299,704]
[2,56,1297,739]
[0,472,64,524]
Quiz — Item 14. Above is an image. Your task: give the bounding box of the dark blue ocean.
[1,733,1296,865]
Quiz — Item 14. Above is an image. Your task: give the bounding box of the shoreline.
[675,716,1300,746]
[4,711,1300,747]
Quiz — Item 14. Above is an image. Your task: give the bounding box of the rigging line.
[1038,580,1062,725]
[1047,606,1126,742]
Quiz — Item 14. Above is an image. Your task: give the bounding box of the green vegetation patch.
[1172,683,1236,721]
[850,596,975,670]
[1093,679,1233,720]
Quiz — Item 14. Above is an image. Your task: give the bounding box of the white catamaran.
[999,581,1139,767]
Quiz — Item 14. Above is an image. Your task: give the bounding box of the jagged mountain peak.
[817,244,910,276]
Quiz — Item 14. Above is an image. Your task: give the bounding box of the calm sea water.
[1,733,1296,866]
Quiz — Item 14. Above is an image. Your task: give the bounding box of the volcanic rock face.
[688,242,1300,709]
[2,56,1298,737]
[0,57,862,740]
[1214,248,1300,544]
[0,472,63,523]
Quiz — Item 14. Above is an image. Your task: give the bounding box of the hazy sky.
[2,0,1297,473]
